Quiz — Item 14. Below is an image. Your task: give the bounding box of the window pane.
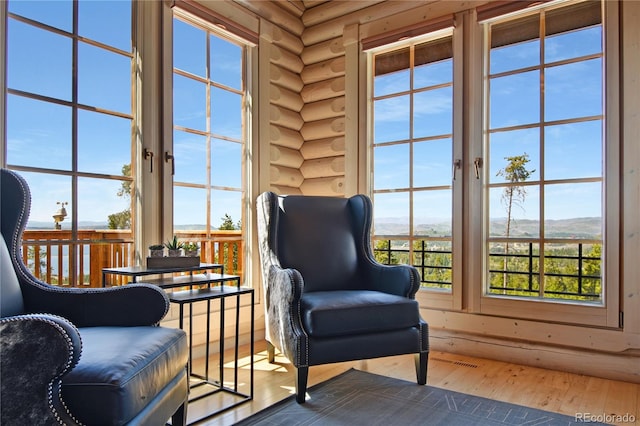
[545,59,602,122]
[78,177,130,230]
[20,172,71,227]
[544,182,601,234]
[490,40,540,75]
[7,20,71,100]
[489,186,540,238]
[374,95,410,143]
[8,0,72,32]
[210,36,242,90]
[545,121,602,180]
[174,75,206,131]
[374,47,410,96]
[413,138,451,187]
[78,110,130,175]
[211,87,241,138]
[174,18,206,77]
[174,187,207,230]
[212,190,242,229]
[488,242,540,296]
[174,131,207,185]
[413,190,452,237]
[489,129,540,184]
[545,27,602,63]
[415,59,452,89]
[489,71,539,129]
[413,86,452,138]
[79,0,131,51]
[212,139,242,188]
[78,42,131,113]
[374,69,409,97]
[6,95,72,170]
[373,192,409,236]
[373,144,409,190]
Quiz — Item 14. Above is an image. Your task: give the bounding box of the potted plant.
[164,236,184,257]
[183,242,200,257]
[148,244,164,257]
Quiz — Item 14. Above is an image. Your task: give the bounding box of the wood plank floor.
[187,340,639,426]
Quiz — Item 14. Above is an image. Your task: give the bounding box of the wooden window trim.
[171,0,258,45]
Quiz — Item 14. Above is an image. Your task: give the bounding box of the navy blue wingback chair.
[0,168,189,426]
[256,191,429,403]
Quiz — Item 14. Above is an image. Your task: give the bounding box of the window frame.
[473,0,620,327]
[366,25,463,311]
[168,5,256,285]
[365,0,620,327]
[2,0,136,287]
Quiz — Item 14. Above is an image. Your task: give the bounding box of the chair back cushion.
[276,195,365,292]
[0,234,25,317]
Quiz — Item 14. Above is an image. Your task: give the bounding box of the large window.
[368,0,618,325]
[4,0,134,286]
[171,9,251,275]
[370,32,456,293]
[483,1,605,303]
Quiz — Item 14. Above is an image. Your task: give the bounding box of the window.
[4,0,134,286]
[370,31,458,295]
[368,0,618,325]
[483,1,607,303]
[171,8,252,276]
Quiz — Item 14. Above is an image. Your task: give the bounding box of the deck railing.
[373,239,601,301]
[20,230,243,288]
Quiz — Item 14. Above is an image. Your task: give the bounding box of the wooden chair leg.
[171,400,187,426]
[267,340,275,363]
[295,366,309,404]
[415,352,428,385]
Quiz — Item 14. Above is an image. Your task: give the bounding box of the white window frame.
[366,25,463,311]
[472,0,620,328]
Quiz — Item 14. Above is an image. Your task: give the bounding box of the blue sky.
[6,0,243,228]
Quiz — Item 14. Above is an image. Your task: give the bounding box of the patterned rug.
[235,368,608,425]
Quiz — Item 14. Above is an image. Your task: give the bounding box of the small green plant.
[164,236,184,250]
[183,242,199,252]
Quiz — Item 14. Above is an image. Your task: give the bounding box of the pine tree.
[496,154,535,292]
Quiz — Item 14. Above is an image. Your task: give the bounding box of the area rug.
[235,369,608,425]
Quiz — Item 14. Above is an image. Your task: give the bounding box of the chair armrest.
[264,264,309,366]
[361,258,422,298]
[1,314,82,425]
[19,277,170,327]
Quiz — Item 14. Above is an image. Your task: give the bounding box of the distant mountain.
[374,217,601,239]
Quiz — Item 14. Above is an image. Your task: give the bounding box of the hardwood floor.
[187,340,639,426]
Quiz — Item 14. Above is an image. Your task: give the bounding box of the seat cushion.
[301,290,420,338]
[61,326,188,426]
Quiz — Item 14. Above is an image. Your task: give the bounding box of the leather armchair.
[0,168,189,426]
[256,191,429,403]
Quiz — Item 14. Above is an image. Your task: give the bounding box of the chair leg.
[295,366,309,404]
[267,340,275,363]
[171,400,187,426]
[415,352,428,385]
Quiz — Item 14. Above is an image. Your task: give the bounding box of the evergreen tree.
[496,154,535,291]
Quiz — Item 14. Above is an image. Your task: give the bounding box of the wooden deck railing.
[21,230,244,288]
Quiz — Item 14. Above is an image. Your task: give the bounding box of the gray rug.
[235,369,608,425]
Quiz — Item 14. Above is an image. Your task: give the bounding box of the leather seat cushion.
[301,290,420,338]
[61,326,188,425]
